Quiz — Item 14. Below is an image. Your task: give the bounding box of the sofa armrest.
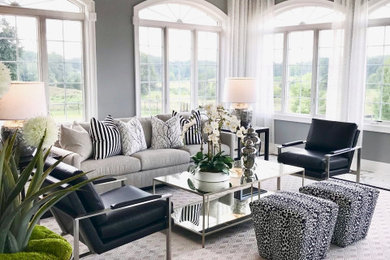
[50,146,82,169]
[93,177,127,188]
[220,132,235,158]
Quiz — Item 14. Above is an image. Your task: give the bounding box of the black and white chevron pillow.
[90,115,121,160]
[172,110,202,145]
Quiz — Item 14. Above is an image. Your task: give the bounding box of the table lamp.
[0,81,47,157]
[224,77,256,128]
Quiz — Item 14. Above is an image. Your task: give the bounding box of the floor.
[41,172,390,260]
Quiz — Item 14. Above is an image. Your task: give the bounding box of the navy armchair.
[277,118,361,181]
[44,158,172,260]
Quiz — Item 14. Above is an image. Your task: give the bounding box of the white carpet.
[41,175,390,260]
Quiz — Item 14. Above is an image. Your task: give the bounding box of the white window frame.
[363,0,390,132]
[0,0,97,121]
[133,0,227,117]
[272,0,341,122]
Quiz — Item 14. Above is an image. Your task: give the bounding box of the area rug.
[41,174,390,260]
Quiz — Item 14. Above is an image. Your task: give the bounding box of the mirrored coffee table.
[153,159,305,248]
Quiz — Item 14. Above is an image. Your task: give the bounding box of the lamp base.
[1,122,35,159]
[232,108,253,128]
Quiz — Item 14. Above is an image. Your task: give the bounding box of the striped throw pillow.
[172,110,202,145]
[90,115,121,160]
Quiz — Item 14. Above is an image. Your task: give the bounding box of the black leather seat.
[277,118,361,180]
[44,157,172,259]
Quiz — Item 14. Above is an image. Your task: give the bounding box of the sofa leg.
[166,197,172,260]
[73,219,79,260]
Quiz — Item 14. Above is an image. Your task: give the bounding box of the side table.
[237,127,269,160]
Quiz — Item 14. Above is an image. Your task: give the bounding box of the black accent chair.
[277,118,361,180]
[43,157,172,260]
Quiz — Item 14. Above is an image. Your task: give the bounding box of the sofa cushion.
[305,118,358,152]
[180,144,231,157]
[81,156,141,177]
[132,149,190,171]
[97,186,167,240]
[138,117,152,148]
[278,148,349,171]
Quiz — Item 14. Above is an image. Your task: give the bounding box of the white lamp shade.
[0,81,47,120]
[224,77,257,103]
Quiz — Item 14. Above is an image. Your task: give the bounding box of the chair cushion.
[305,118,358,152]
[278,148,349,171]
[180,144,231,157]
[81,156,141,177]
[97,186,167,240]
[132,149,190,171]
[44,157,107,224]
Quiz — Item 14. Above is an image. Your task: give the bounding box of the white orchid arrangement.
[202,104,246,154]
[181,104,246,157]
[183,104,247,175]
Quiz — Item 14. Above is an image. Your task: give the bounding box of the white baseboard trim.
[360,159,390,173]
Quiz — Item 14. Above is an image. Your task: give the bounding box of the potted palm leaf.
[0,132,98,259]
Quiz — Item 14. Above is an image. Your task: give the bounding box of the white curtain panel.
[227,0,275,144]
[326,0,369,135]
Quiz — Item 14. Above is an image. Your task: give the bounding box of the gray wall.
[94,0,227,119]
[275,120,390,164]
[94,0,389,164]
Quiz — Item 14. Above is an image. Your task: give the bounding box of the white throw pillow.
[151,116,183,149]
[60,123,93,161]
[115,118,147,155]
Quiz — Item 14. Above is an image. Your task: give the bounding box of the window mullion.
[192,30,198,110]
[39,16,49,113]
[282,31,289,113]
[164,27,169,113]
[311,29,319,116]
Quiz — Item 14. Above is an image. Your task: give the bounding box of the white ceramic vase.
[191,170,230,193]
[193,171,230,183]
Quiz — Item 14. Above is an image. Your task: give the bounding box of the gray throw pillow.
[151,116,183,149]
[60,123,93,161]
[115,118,147,155]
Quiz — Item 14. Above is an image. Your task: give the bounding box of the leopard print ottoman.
[249,191,338,260]
[299,179,379,247]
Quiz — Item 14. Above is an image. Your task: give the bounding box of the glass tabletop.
[153,159,304,196]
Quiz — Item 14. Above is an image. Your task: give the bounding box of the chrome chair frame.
[277,140,362,182]
[72,193,172,260]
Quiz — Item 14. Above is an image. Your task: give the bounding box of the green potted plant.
[0,132,98,259]
[187,104,246,191]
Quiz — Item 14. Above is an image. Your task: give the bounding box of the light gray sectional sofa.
[51,114,235,188]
